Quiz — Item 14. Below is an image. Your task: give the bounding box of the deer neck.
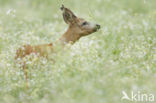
[57,26,81,45]
[53,26,80,52]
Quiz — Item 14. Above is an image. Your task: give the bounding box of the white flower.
[6,9,16,16]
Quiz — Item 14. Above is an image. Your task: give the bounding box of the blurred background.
[0,0,156,103]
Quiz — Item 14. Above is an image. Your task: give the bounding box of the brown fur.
[15,43,53,59]
[15,5,100,89]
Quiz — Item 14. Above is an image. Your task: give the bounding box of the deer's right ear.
[60,5,77,24]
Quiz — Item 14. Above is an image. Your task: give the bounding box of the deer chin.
[92,26,100,33]
[83,30,98,36]
[93,28,99,32]
[89,26,100,34]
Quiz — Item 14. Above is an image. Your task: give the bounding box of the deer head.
[59,5,101,44]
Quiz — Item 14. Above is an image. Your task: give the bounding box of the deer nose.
[96,24,101,29]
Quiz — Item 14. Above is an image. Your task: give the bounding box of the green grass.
[0,0,156,103]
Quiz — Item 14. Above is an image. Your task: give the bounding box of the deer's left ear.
[60,5,77,24]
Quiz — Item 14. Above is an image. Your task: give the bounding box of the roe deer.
[15,5,100,88]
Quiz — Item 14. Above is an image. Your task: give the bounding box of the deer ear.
[60,5,77,24]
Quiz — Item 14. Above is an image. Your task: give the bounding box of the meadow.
[0,0,156,103]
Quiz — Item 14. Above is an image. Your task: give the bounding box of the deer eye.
[82,21,88,26]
